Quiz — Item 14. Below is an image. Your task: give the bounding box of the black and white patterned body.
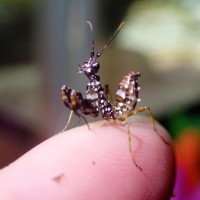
[85,75,115,120]
[85,77,101,117]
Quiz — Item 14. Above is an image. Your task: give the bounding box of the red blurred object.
[174,128,200,199]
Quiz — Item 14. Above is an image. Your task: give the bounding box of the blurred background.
[0,0,200,199]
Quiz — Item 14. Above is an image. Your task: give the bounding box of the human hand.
[0,116,175,200]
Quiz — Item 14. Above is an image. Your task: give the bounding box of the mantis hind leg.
[108,118,142,170]
[126,123,142,171]
[119,106,169,145]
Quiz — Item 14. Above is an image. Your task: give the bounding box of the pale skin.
[0,116,175,200]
